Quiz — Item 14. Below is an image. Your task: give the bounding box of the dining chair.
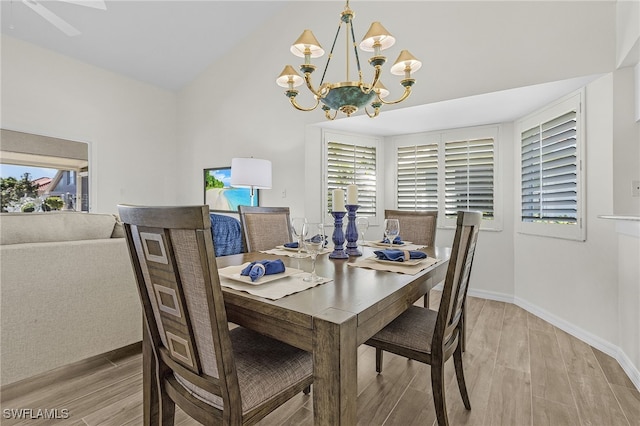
[384,209,438,247]
[118,204,312,425]
[238,206,293,252]
[365,210,482,426]
[385,209,439,307]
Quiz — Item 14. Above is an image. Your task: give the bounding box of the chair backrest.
[384,209,438,246]
[118,204,241,419]
[238,206,292,252]
[433,211,482,356]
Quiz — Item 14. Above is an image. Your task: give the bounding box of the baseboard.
[0,341,142,402]
[449,287,640,392]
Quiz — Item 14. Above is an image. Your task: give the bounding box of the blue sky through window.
[0,164,57,179]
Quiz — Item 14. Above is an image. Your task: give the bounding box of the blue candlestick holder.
[345,204,361,256]
[329,211,348,259]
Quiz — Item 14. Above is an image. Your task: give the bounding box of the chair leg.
[375,348,383,373]
[303,385,311,395]
[160,386,176,426]
[453,343,471,410]
[460,308,466,352]
[431,362,449,426]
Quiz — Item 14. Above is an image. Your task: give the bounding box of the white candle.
[346,184,358,205]
[332,189,345,212]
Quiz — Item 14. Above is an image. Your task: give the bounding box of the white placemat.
[260,247,332,258]
[347,256,441,275]
[364,241,426,251]
[218,264,332,300]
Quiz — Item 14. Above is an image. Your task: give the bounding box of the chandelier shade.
[360,22,396,52]
[276,65,304,88]
[276,0,421,120]
[390,50,423,76]
[290,30,325,58]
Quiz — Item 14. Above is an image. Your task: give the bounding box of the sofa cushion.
[0,212,117,245]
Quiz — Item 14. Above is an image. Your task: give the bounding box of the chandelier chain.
[349,18,363,81]
[320,21,344,87]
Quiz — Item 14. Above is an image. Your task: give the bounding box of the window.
[444,137,495,219]
[0,129,90,213]
[324,131,381,224]
[397,143,438,210]
[393,126,500,230]
[517,90,584,241]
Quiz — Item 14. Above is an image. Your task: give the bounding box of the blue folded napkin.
[284,242,299,248]
[381,236,404,244]
[374,249,427,262]
[240,259,286,282]
[306,234,328,247]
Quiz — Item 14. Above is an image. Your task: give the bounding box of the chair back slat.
[434,211,482,352]
[130,225,203,373]
[384,210,438,246]
[238,206,292,252]
[119,205,239,403]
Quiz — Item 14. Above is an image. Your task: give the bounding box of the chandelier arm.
[320,21,344,87]
[302,73,328,99]
[364,106,381,118]
[378,85,412,105]
[324,109,339,120]
[289,96,320,112]
[359,66,382,95]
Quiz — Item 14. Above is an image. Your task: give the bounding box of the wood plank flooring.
[2,292,638,425]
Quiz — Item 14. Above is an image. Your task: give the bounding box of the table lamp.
[230,158,272,206]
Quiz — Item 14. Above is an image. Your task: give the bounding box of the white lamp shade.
[230,158,272,189]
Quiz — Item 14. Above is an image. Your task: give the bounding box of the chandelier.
[276,0,421,120]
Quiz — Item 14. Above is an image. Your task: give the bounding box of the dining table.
[142,244,451,426]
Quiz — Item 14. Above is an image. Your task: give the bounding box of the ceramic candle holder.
[345,204,361,256]
[329,211,348,259]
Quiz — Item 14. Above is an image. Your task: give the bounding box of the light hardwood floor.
[2,292,639,426]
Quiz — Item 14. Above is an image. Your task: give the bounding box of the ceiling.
[1,0,602,135]
[0,0,287,90]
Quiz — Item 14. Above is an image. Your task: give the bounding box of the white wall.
[616,0,640,67]
[514,75,619,344]
[612,68,640,215]
[1,36,178,214]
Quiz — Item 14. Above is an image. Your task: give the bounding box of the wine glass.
[290,217,308,258]
[302,222,325,282]
[356,217,369,248]
[383,218,400,249]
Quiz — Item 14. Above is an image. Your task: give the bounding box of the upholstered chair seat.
[175,327,312,413]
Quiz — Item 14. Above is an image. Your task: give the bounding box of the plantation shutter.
[326,141,377,215]
[444,138,494,219]
[521,110,577,224]
[396,144,438,210]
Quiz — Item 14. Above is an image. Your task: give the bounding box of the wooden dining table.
[142,245,450,426]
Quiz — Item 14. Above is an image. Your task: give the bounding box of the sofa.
[0,212,141,386]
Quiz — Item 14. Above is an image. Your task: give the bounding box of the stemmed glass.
[356,217,369,248]
[290,217,308,258]
[302,222,325,282]
[383,218,400,249]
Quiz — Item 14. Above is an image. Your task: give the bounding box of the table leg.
[313,308,358,426]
